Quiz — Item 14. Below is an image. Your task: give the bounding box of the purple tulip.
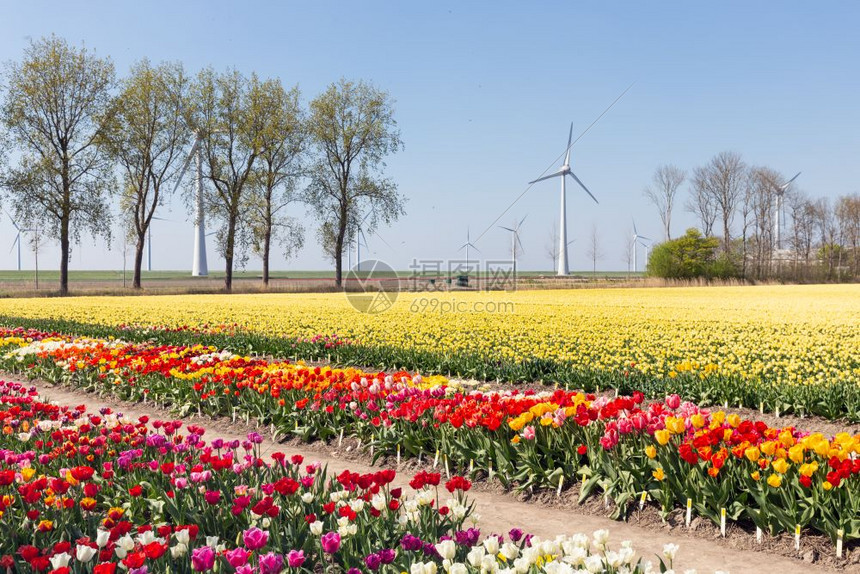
[365,553,382,571]
[379,549,396,564]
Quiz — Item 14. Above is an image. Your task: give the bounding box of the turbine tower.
[172,132,208,276]
[529,123,598,276]
[7,212,34,272]
[499,215,526,271]
[774,172,800,250]
[458,228,480,276]
[631,219,651,272]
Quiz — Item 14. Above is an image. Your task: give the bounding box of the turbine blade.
[568,172,599,204]
[638,235,652,241]
[780,171,801,190]
[519,214,528,228]
[516,235,524,251]
[528,168,566,185]
[632,218,638,235]
[171,142,199,195]
[499,226,515,232]
[565,123,573,165]
[9,235,19,253]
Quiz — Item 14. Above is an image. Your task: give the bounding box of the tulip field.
[0,285,858,420]
[0,325,858,565]
[0,379,675,573]
[0,284,859,570]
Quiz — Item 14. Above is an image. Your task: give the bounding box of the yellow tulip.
[645,445,657,459]
[771,458,789,474]
[652,467,665,481]
[767,474,782,488]
[744,446,760,463]
[788,444,805,464]
[654,430,671,446]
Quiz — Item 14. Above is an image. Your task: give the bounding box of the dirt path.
[16,377,857,574]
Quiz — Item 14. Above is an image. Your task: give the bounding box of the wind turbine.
[458,228,480,277]
[774,172,800,250]
[172,132,208,277]
[529,123,598,276]
[499,215,526,271]
[7,212,34,272]
[631,219,651,272]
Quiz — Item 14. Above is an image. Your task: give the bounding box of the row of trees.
[644,152,860,281]
[0,36,405,293]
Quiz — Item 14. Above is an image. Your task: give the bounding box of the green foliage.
[646,228,739,279]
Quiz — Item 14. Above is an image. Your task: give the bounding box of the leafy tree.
[305,79,405,287]
[0,35,116,295]
[192,68,277,292]
[103,59,192,289]
[646,228,737,279]
[244,81,306,286]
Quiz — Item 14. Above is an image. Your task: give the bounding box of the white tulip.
[662,543,679,562]
[584,555,605,574]
[435,540,457,561]
[49,553,71,569]
[76,545,98,563]
[449,563,468,574]
[96,529,111,548]
[171,543,188,559]
[302,492,315,503]
[310,520,324,535]
[467,546,486,568]
[484,535,501,556]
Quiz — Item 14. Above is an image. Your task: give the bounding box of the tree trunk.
[262,229,270,287]
[133,232,146,289]
[60,216,70,296]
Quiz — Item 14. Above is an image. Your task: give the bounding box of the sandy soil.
[9,375,859,574]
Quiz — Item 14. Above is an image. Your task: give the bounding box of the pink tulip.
[224,547,251,568]
[191,546,215,572]
[242,527,269,551]
[287,550,305,568]
[321,532,341,554]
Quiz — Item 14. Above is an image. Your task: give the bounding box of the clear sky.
[1,1,858,273]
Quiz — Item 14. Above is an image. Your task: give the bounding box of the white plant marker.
[338,429,344,447]
[488,462,493,481]
[723,400,728,409]
[720,507,726,537]
[836,529,844,558]
[396,445,401,465]
[756,527,762,544]
[685,498,692,527]
[434,449,440,468]
[417,451,423,465]
[556,475,564,497]
[370,444,374,458]
[759,402,764,414]
[794,524,801,550]
[444,455,450,479]
[639,491,647,511]
[469,459,474,474]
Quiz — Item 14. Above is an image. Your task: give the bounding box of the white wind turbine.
[172,132,208,276]
[499,215,526,271]
[529,123,598,276]
[458,228,480,277]
[631,219,651,272]
[774,172,800,250]
[7,212,35,272]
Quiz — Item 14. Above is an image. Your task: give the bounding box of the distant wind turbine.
[631,219,651,272]
[172,132,208,277]
[499,215,527,271]
[529,123,598,276]
[7,212,34,272]
[458,228,480,276]
[774,172,800,250]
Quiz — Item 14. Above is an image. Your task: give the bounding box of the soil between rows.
[7,373,859,574]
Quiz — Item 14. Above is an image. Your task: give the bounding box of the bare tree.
[545,221,560,271]
[103,59,191,289]
[835,194,860,277]
[0,36,116,295]
[622,232,634,277]
[685,178,718,237]
[644,164,685,241]
[586,224,603,275]
[692,151,747,253]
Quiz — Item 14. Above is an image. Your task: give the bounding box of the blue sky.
[1,1,858,273]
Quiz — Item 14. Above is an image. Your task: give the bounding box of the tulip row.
[1,329,859,550]
[0,379,691,574]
